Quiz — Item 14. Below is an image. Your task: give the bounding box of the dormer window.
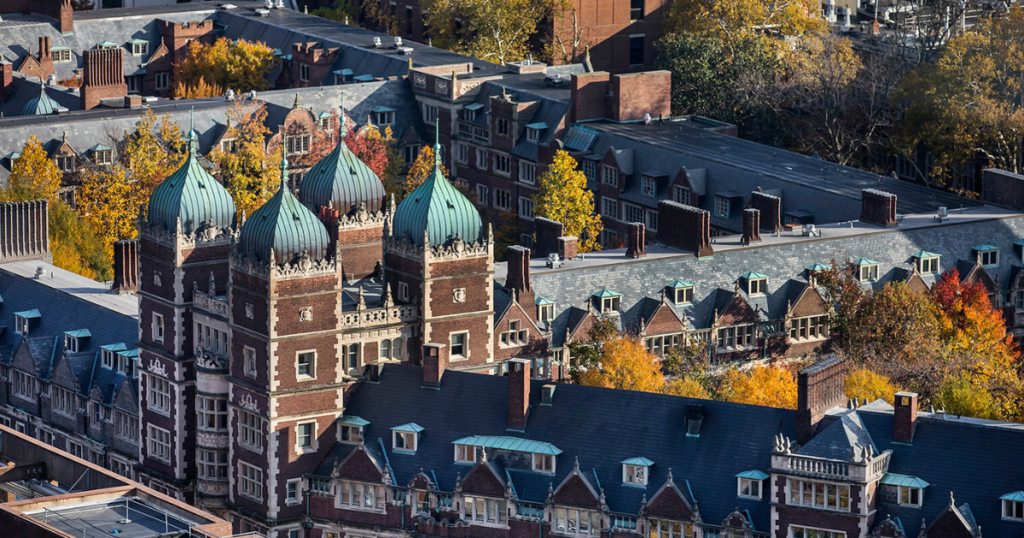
[974,244,999,267]
[641,176,656,197]
[372,106,396,126]
[130,40,149,56]
[736,471,768,500]
[392,423,423,453]
[318,113,334,132]
[14,310,39,335]
[739,272,768,295]
[592,289,622,313]
[602,166,619,187]
[221,139,237,152]
[913,251,940,274]
[532,453,555,473]
[63,329,90,353]
[881,473,928,508]
[537,297,556,323]
[117,348,138,376]
[526,122,546,143]
[621,457,652,486]
[667,281,694,305]
[855,258,880,282]
[455,444,478,463]
[1002,492,1024,520]
[338,415,368,443]
[99,41,118,50]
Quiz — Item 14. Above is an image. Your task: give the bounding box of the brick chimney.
[657,201,713,258]
[505,246,535,311]
[422,343,447,388]
[534,217,563,259]
[80,47,128,110]
[860,189,897,227]
[570,71,611,123]
[318,204,341,255]
[0,200,50,263]
[0,60,12,101]
[558,236,577,261]
[893,392,918,444]
[796,357,847,445]
[749,190,782,232]
[626,222,646,258]
[609,71,671,122]
[742,209,761,245]
[111,239,138,294]
[507,358,531,431]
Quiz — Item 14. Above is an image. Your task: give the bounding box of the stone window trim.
[454,443,478,464]
[297,349,317,380]
[463,495,508,526]
[147,424,171,464]
[244,346,257,378]
[790,526,845,538]
[337,480,387,511]
[146,373,171,416]
[532,453,555,473]
[155,72,169,90]
[393,430,418,453]
[622,463,648,486]
[737,477,762,499]
[296,420,318,454]
[896,485,923,507]
[786,478,851,512]
[499,320,528,348]
[716,324,756,352]
[286,478,303,505]
[1003,498,1024,520]
[299,63,310,82]
[238,409,265,453]
[152,313,165,344]
[859,263,879,282]
[553,506,598,536]
[239,461,264,502]
[339,423,363,444]
[449,331,469,361]
[601,165,618,187]
[790,316,828,342]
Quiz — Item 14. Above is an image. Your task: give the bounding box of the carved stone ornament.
[147,357,168,377]
[338,206,388,230]
[239,392,260,413]
[413,73,426,87]
[154,271,162,286]
[453,288,466,303]
[300,306,313,322]
[246,303,254,319]
[384,232,491,262]
[436,79,448,93]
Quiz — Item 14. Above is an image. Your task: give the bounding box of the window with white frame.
[152,313,164,343]
[791,527,845,538]
[244,346,257,378]
[197,396,228,431]
[553,507,598,536]
[287,478,302,504]
[897,485,923,507]
[641,176,656,197]
[37,429,55,446]
[56,154,75,173]
[494,153,511,176]
[458,143,470,164]
[67,440,84,459]
[52,386,75,416]
[538,303,555,323]
[527,127,541,143]
[738,477,762,499]
[717,325,755,350]
[155,72,169,90]
[147,374,171,415]
[673,287,694,305]
[296,421,316,451]
[116,410,138,440]
[519,162,536,184]
[221,139,237,153]
[624,203,644,225]
[195,322,228,356]
[239,409,264,450]
[581,160,596,181]
[747,277,767,295]
[790,316,828,341]
[602,166,618,187]
[464,496,508,524]
[519,197,535,220]
[338,480,386,510]
[393,430,418,452]
[645,334,681,357]
[198,448,228,480]
[494,188,512,211]
[622,464,648,486]
[399,282,410,302]
[287,134,311,155]
[239,462,263,501]
[787,479,850,512]
[15,315,30,334]
[916,256,940,274]
[1004,498,1024,520]
[376,110,395,126]
[602,198,618,220]
[53,48,72,62]
[132,41,149,56]
[476,148,488,169]
[13,370,35,399]
[297,351,316,379]
[423,103,438,124]
[672,185,691,205]
[148,424,171,463]
[455,444,478,463]
[533,453,555,473]
[404,144,421,165]
[340,423,363,443]
[450,332,467,359]
[299,63,310,82]
[859,263,879,282]
[980,249,999,266]
[345,343,361,370]
[714,195,730,218]
[95,149,113,165]
[500,320,528,347]
[596,295,621,313]
[649,520,694,538]
[110,458,132,479]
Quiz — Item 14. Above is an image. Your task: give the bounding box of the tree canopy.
[532,151,603,252]
[720,365,798,409]
[421,0,555,65]
[212,99,282,220]
[173,38,279,97]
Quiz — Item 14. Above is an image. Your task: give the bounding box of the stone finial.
[357,287,366,310]
[384,282,394,308]
[573,457,580,472]
[666,468,674,485]
[293,93,300,108]
[209,271,216,295]
[949,491,956,507]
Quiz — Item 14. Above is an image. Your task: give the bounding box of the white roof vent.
[394,36,403,47]
[226,89,235,100]
[373,37,383,48]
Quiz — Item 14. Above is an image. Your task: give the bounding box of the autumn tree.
[845,368,900,405]
[577,336,666,393]
[363,0,401,35]
[172,77,225,100]
[567,314,619,384]
[720,365,798,409]
[77,163,139,259]
[121,110,187,196]
[173,38,279,97]
[663,0,826,48]
[403,145,448,199]
[422,0,555,65]
[211,99,281,220]
[532,151,603,252]
[935,375,1003,420]
[345,120,403,199]
[895,7,1024,188]
[545,1,593,65]
[1,136,62,203]
[813,258,867,350]
[664,377,712,399]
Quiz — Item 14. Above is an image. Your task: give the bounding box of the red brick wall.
[645,305,684,335]
[461,463,506,496]
[610,71,670,122]
[275,334,340,388]
[646,486,691,520]
[552,474,599,508]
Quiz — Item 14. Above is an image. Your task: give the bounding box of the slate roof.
[298,116,385,214]
[391,146,482,247]
[338,364,795,530]
[147,126,236,234]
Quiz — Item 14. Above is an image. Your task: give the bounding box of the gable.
[925,508,974,538]
[790,286,826,318]
[336,446,384,482]
[113,379,138,413]
[964,264,997,293]
[552,472,599,509]
[49,355,79,392]
[460,462,506,497]
[11,339,41,376]
[566,310,597,345]
[646,481,692,520]
[718,295,758,325]
[905,271,930,293]
[408,473,432,490]
[644,303,685,335]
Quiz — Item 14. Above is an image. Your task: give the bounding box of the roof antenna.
[433,120,442,170]
[188,107,197,154]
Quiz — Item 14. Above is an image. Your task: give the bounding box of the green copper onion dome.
[147,112,236,234]
[238,152,330,264]
[391,138,482,247]
[299,109,384,213]
[22,85,61,116]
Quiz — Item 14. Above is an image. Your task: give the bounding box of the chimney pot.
[742,208,761,244]
[626,222,646,258]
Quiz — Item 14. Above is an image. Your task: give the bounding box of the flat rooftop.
[0,260,137,318]
[26,497,196,538]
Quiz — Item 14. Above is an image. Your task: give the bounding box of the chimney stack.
[422,343,446,388]
[893,392,918,443]
[742,209,761,244]
[80,47,128,110]
[626,222,646,258]
[796,357,847,445]
[558,236,577,261]
[505,245,535,310]
[507,358,531,431]
[111,239,138,294]
[749,190,782,232]
[860,189,897,227]
[39,37,52,62]
[657,201,713,258]
[533,217,563,259]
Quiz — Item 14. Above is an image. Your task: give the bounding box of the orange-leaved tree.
[720,364,798,409]
[173,38,278,97]
[577,335,666,393]
[402,145,448,200]
[845,368,901,405]
[211,99,281,220]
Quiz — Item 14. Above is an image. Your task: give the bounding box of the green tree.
[663,0,826,47]
[566,314,618,384]
[173,38,279,96]
[312,0,361,23]
[532,151,603,252]
[935,375,1002,420]
[422,0,555,65]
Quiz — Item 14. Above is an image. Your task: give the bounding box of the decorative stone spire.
[293,92,301,109]
[280,147,289,190]
[188,107,198,154]
[433,120,442,169]
[339,94,347,138]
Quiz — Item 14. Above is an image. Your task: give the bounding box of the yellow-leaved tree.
[121,110,187,196]
[77,163,139,260]
[845,368,900,405]
[533,150,603,252]
[663,0,826,48]
[665,376,712,399]
[577,335,666,393]
[173,38,279,97]
[2,136,62,203]
[402,145,448,200]
[421,0,557,65]
[173,76,225,100]
[720,365,798,409]
[211,99,281,220]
